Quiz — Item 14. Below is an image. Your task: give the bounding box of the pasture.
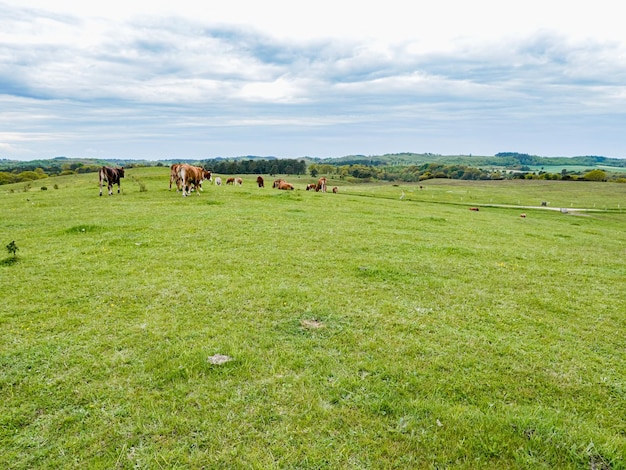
[1,167,625,469]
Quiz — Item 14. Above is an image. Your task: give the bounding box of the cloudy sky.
[1,0,625,161]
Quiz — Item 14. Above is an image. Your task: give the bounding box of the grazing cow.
[306,183,316,191]
[214,177,222,186]
[315,177,327,192]
[169,163,185,191]
[226,177,235,185]
[272,179,285,188]
[235,177,243,186]
[469,207,479,211]
[99,166,125,196]
[541,201,548,206]
[520,213,527,218]
[178,164,212,197]
[332,186,338,193]
[256,176,264,188]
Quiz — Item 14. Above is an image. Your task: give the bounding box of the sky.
[1,0,626,161]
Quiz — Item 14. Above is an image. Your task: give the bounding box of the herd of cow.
[98,165,338,196]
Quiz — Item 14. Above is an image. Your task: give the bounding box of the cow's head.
[118,167,125,178]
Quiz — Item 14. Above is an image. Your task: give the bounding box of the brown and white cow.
[272,179,285,188]
[315,177,327,192]
[169,163,182,191]
[235,177,243,186]
[306,183,316,191]
[256,176,264,188]
[178,164,212,197]
[99,166,125,196]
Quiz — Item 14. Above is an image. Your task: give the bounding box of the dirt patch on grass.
[207,354,233,365]
[301,319,325,329]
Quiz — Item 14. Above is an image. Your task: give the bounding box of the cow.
[332,186,338,193]
[235,177,243,186]
[226,177,235,185]
[178,164,212,197]
[169,164,182,191]
[256,176,264,188]
[469,207,480,211]
[99,166,124,196]
[272,179,285,188]
[520,213,527,218]
[306,183,316,191]
[277,181,294,190]
[315,177,327,192]
[214,177,222,186]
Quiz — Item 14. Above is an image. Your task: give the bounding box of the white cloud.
[1,0,626,159]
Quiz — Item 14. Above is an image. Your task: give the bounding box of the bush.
[582,169,607,181]
[6,240,18,257]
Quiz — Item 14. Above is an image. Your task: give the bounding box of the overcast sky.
[2,0,625,161]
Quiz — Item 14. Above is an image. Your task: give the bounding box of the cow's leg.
[108,182,113,196]
[117,183,121,194]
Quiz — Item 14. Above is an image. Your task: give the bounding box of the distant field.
[1,168,625,469]
[526,165,626,174]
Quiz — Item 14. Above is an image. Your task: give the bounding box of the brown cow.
[315,177,327,192]
[178,164,212,197]
[235,177,243,186]
[306,183,316,191]
[169,164,182,191]
[272,179,285,188]
[277,181,294,190]
[332,186,338,193]
[256,176,264,188]
[226,177,235,185]
[469,207,479,211]
[99,166,124,196]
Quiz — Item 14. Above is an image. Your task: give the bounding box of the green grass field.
[2,168,625,469]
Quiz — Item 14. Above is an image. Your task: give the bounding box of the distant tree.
[582,169,607,181]
[309,166,319,178]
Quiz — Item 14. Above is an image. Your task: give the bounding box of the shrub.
[6,240,18,257]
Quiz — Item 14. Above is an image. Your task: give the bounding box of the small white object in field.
[207,354,233,365]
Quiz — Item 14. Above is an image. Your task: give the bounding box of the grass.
[1,168,625,468]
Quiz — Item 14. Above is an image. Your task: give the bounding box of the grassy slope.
[1,168,625,469]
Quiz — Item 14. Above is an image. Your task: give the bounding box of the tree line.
[0,159,307,185]
[1,157,623,186]
[199,159,306,175]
